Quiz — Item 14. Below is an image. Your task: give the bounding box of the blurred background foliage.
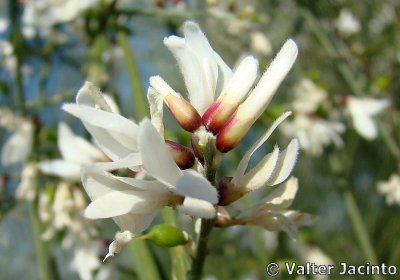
[0,0,399,279]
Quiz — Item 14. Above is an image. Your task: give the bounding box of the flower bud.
[216,40,298,153]
[217,176,245,206]
[202,56,258,134]
[103,230,134,261]
[190,133,204,165]
[145,224,188,247]
[165,140,195,169]
[150,76,201,132]
[214,206,232,227]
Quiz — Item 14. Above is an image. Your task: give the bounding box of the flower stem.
[116,32,148,119]
[129,240,162,280]
[9,0,26,115]
[29,200,53,280]
[300,8,363,96]
[188,139,219,280]
[342,189,383,280]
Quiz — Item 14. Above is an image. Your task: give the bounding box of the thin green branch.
[29,201,53,280]
[342,190,383,280]
[300,8,364,96]
[129,241,162,280]
[188,139,218,280]
[116,32,148,119]
[9,0,26,115]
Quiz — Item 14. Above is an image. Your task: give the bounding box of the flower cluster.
[63,21,315,259]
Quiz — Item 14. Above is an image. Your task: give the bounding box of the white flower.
[218,112,299,206]
[63,82,142,171]
[70,245,101,280]
[229,112,299,198]
[297,245,334,280]
[250,31,272,56]
[279,78,345,156]
[347,97,389,140]
[280,114,345,156]
[39,182,98,246]
[37,122,106,181]
[292,78,327,114]
[334,9,361,37]
[163,21,233,115]
[154,21,297,152]
[22,0,100,38]
[377,174,400,206]
[16,164,38,201]
[233,177,316,238]
[82,119,218,235]
[0,107,34,167]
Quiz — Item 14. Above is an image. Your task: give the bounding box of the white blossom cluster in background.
[280,78,345,156]
[0,107,34,168]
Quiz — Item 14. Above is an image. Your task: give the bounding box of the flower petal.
[76,81,113,112]
[82,170,133,201]
[232,112,292,185]
[84,153,142,171]
[37,159,81,181]
[147,87,164,136]
[58,122,103,164]
[175,169,218,204]
[266,138,299,186]
[138,119,182,187]
[259,177,299,210]
[177,197,216,218]
[113,212,158,234]
[62,104,138,159]
[240,146,280,190]
[1,121,33,166]
[84,191,148,219]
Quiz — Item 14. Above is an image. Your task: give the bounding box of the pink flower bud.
[216,39,298,153]
[165,140,195,169]
[202,56,258,134]
[164,94,202,132]
[217,176,245,206]
[150,76,201,132]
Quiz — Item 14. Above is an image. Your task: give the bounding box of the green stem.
[116,32,148,119]
[129,240,162,280]
[300,8,363,96]
[188,140,218,280]
[379,123,400,165]
[30,201,52,280]
[342,190,383,280]
[9,0,26,115]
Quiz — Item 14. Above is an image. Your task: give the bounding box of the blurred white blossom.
[39,182,98,247]
[377,174,400,206]
[22,0,102,38]
[280,79,345,156]
[280,114,345,156]
[16,164,38,201]
[334,9,361,37]
[292,78,327,114]
[0,107,34,167]
[250,31,272,56]
[37,122,107,181]
[347,96,389,140]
